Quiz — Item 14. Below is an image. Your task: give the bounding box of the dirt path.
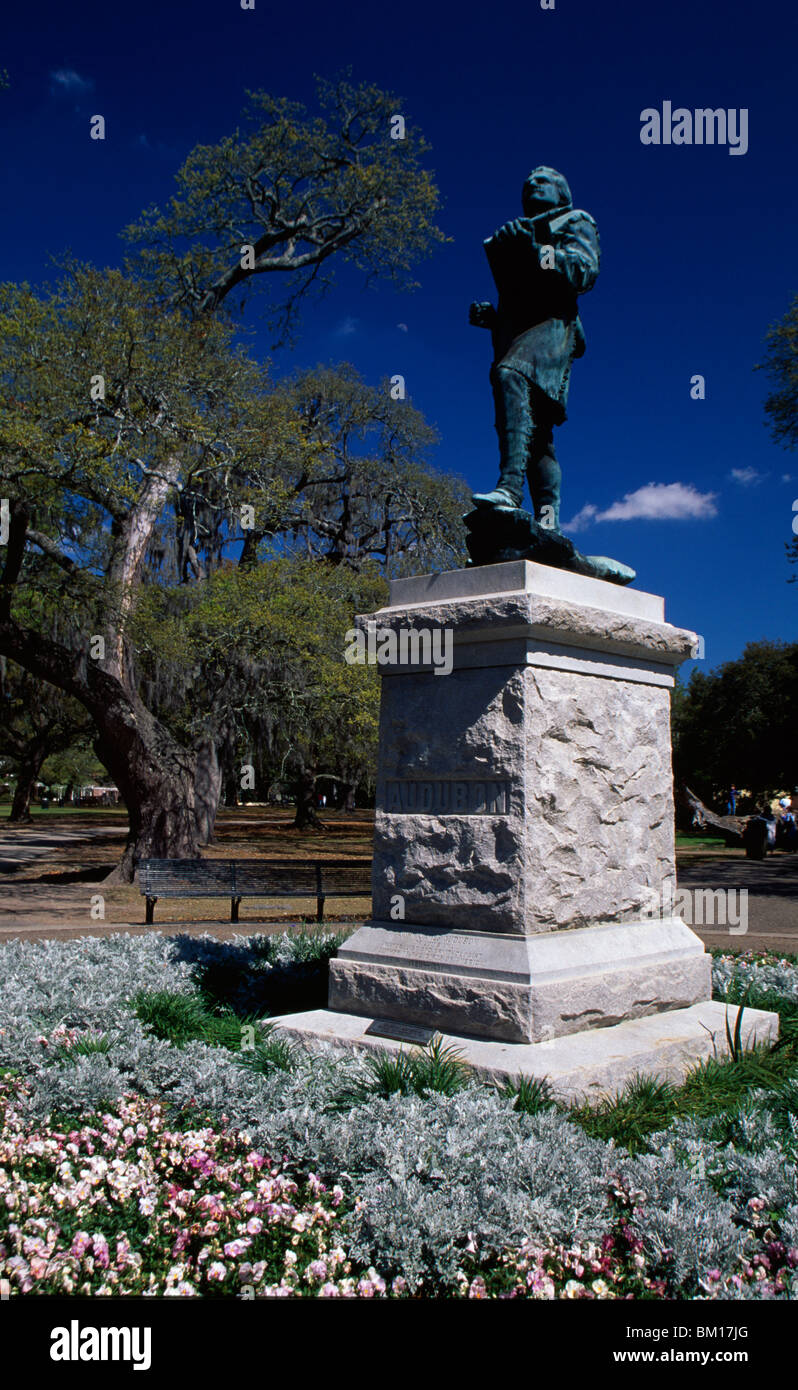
[1,817,795,953]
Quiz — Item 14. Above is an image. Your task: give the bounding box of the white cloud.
[50,68,93,94]
[397,322,409,333]
[782,473,793,483]
[334,316,359,337]
[564,482,718,532]
[563,503,599,533]
[729,467,766,486]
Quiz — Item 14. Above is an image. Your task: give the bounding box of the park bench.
[137,859,372,924]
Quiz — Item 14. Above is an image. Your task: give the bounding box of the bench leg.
[317,896,325,923]
[146,897,156,925]
[231,897,241,923]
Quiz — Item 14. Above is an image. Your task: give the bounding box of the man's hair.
[522,167,572,213]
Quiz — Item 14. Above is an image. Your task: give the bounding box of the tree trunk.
[335,779,357,812]
[219,728,239,807]
[0,614,201,882]
[1,492,203,880]
[292,767,325,830]
[95,707,199,883]
[194,737,223,846]
[8,745,46,822]
[679,784,744,846]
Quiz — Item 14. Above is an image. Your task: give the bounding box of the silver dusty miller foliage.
[1,933,797,1294]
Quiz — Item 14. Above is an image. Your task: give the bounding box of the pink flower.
[223,1239,251,1259]
[92,1235,110,1270]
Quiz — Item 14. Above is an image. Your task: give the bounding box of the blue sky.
[2,0,797,674]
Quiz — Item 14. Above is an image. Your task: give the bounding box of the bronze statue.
[466,166,635,585]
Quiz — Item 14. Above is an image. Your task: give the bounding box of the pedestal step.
[329,917,712,1044]
[272,1000,779,1103]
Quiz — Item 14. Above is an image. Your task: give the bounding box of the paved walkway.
[0,825,126,870]
[677,853,798,955]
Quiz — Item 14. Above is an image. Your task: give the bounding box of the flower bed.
[1,933,797,1299]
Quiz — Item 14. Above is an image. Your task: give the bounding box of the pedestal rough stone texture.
[296,560,780,1082]
[328,918,712,1044]
[328,560,719,1047]
[356,562,696,937]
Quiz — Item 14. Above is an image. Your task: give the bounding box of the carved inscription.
[365,1019,435,1045]
[383,779,511,815]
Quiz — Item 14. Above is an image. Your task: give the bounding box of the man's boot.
[528,447,562,533]
[472,429,529,509]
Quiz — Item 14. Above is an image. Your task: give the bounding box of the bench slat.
[137,858,372,924]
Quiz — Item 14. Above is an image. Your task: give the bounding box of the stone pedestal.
[276,561,779,1094]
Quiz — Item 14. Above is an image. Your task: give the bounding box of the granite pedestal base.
[328,917,711,1044]
[279,561,779,1092]
[271,1001,780,1103]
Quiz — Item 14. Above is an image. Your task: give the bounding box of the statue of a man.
[470,167,600,532]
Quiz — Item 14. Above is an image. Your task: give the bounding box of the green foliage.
[0,659,93,813]
[39,743,107,791]
[239,1035,298,1075]
[132,555,385,801]
[672,639,798,801]
[571,1075,677,1151]
[50,1034,112,1063]
[720,978,798,1048]
[180,928,347,1018]
[0,79,458,848]
[124,74,446,341]
[757,295,798,578]
[132,989,260,1051]
[572,1034,798,1153]
[724,997,749,1064]
[273,364,470,576]
[676,1046,793,1117]
[501,1074,556,1116]
[338,1037,472,1103]
[759,291,798,453]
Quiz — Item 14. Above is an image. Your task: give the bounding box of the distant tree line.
[672,640,798,809]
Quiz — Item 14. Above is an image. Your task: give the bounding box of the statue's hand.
[469,300,496,328]
[494,217,536,243]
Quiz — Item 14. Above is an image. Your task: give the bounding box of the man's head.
[522,167,572,216]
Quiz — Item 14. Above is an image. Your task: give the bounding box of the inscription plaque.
[384,779,511,815]
[365,1018,436,1045]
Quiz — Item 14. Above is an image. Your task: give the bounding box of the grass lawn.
[675,832,728,850]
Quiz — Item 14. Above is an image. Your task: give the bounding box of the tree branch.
[25,530,77,573]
